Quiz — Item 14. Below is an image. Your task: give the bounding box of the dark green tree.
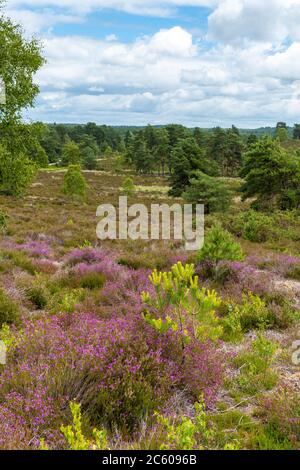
[293,124,300,140]
[240,137,300,211]
[169,138,218,196]
[183,171,232,214]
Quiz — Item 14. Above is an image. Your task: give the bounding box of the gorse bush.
[197,223,244,264]
[61,165,87,200]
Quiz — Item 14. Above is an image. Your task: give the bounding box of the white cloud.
[4,1,300,126]
[208,0,300,44]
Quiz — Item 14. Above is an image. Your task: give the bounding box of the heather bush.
[5,240,52,259]
[0,304,226,447]
[64,247,109,267]
[0,288,20,327]
[259,386,300,448]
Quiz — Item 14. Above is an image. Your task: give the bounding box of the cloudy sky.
[5,0,300,127]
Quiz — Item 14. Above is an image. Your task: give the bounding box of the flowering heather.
[6,240,53,259]
[72,259,126,282]
[0,307,226,449]
[221,260,274,297]
[64,247,115,267]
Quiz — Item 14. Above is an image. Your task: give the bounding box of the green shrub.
[3,250,36,275]
[26,285,48,310]
[229,210,273,243]
[60,402,108,451]
[183,172,232,213]
[233,335,278,395]
[118,253,168,271]
[258,387,300,449]
[198,223,244,264]
[223,293,274,336]
[79,272,106,290]
[0,288,20,327]
[62,165,87,200]
[121,177,135,197]
[0,211,7,233]
[61,141,81,166]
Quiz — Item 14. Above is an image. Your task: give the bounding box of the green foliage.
[0,210,7,233]
[25,285,48,310]
[229,210,274,242]
[157,399,212,450]
[258,387,300,449]
[170,138,217,196]
[62,165,87,200]
[183,171,232,213]
[0,144,36,197]
[121,177,135,197]
[227,209,300,244]
[61,141,82,167]
[142,262,223,342]
[61,402,108,450]
[222,293,274,341]
[206,127,244,177]
[241,137,300,211]
[233,335,278,395]
[78,272,106,290]
[293,123,300,140]
[198,223,244,264]
[0,288,20,327]
[0,8,44,124]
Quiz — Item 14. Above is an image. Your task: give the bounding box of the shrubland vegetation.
[0,4,299,451]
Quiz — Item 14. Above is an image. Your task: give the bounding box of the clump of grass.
[25,285,49,310]
[231,335,278,396]
[0,288,20,327]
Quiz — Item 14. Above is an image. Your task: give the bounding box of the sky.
[4,0,300,127]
